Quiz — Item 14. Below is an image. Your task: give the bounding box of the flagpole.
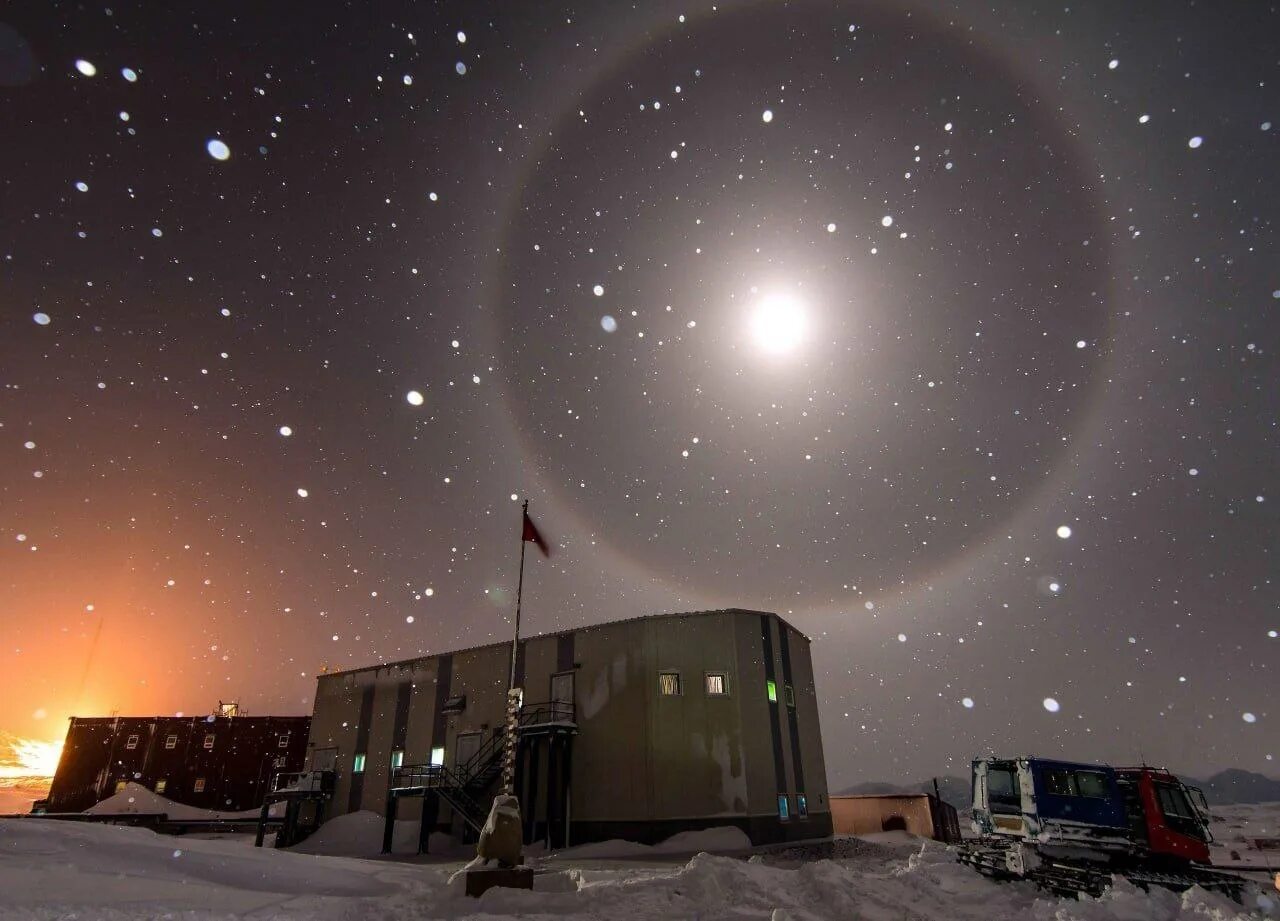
[501,500,529,799]
[509,499,528,692]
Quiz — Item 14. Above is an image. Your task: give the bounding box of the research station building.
[42,706,311,814]
[303,609,832,849]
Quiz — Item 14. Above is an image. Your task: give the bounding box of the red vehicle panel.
[1116,768,1211,864]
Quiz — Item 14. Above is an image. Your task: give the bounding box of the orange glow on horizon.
[0,735,65,779]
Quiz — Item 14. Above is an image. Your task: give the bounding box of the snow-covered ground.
[84,782,278,821]
[1211,801,1280,869]
[2,815,1277,920]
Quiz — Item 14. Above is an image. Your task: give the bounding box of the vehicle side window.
[1156,784,1194,819]
[1073,771,1110,798]
[1042,769,1074,796]
[987,768,1018,799]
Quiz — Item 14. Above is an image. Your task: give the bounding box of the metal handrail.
[271,770,334,794]
[454,700,576,781]
[391,700,576,792]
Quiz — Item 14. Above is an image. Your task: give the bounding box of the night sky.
[1,0,1276,789]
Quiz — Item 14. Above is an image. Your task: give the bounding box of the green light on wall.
[767,679,777,702]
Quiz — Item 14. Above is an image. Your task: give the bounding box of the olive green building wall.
[304,609,831,845]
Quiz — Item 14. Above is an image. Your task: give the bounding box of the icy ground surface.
[2,818,1277,920]
[1211,802,1280,868]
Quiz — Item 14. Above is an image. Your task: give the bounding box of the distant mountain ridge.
[1181,769,1280,805]
[836,769,1280,809]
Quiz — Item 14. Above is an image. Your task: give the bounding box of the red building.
[41,706,310,814]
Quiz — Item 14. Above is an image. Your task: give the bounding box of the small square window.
[797,794,808,817]
[155,779,167,794]
[277,734,290,748]
[353,753,367,774]
[193,778,206,793]
[202,733,215,750]
[777,794,790,820]
[705,673,728,696]
[659,672,682,696]
[391,750,405,769]
[125,734,140,750]
[766,679,778,703]
[785,684,796,708]
[429,746,445,767]
[273,755,286,769]
[164,735,178,750]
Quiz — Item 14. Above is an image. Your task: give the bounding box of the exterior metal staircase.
[387,700,575,837]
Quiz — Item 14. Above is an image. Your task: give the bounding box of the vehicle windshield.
[1155,783,1207,841]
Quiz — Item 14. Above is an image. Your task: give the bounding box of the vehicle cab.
[1114,768,1212,864]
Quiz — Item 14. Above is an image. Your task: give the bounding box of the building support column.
[523,738,540,845]
[418,794,436,854]
[254,798,272,847]
[563,734,573,848]
[381,792,398,854]
[545,738,559,852]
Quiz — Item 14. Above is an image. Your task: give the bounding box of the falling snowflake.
[278,426,293,437]
[592,284,604,296]
[962,697,974,709]
[1188,136,1203,149]
[206,139,231,161]
[1056,525,1072,539]
[33,312,51,326]
[455,62,467,75]
[406,390,425,406]
[296,488,309,498]
[761,109,773,123]
[881,215,893,227]
[601,315,618,332]
[74,59,97,77]
[121,67,138,82]
[1043,697,1060,713]
[826,222,837,233]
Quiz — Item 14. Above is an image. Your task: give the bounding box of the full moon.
[748,292,808,354]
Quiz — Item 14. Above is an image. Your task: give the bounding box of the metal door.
[455,732,482,770]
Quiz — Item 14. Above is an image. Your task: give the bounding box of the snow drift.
[0,816,1274,920]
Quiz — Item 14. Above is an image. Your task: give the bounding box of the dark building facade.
[306,609,832,850]
[43,712,311,813]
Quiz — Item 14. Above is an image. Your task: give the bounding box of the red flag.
[522,509,550,557]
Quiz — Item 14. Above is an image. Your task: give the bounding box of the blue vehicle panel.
[1027,758,1128,830]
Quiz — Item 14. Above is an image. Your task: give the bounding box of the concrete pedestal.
[464,866,534,898]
